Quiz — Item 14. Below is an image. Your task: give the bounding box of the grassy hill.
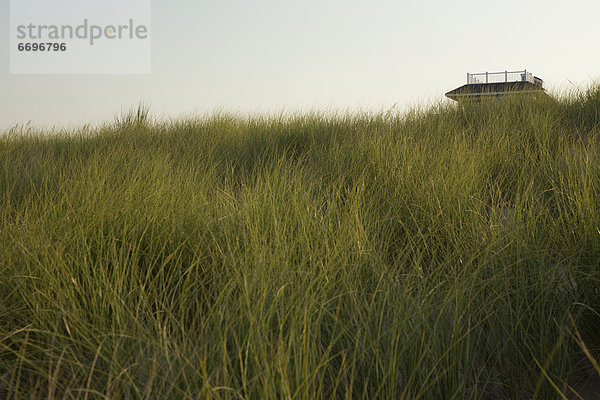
[1,87,600,399]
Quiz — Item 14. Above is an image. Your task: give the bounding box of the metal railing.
[467,70,534,85]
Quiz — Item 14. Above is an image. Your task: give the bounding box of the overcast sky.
[1,0,600,131]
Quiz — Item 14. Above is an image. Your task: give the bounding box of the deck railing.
[467,70,534,85]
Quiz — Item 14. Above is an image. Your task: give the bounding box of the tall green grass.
[1,87,599,399]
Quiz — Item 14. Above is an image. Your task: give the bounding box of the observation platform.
[445,70,545,102]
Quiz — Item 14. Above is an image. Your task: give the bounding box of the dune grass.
[1,87,599,399]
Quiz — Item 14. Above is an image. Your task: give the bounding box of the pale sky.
[1,0,600,131]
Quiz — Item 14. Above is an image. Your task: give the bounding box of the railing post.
[486,72,488,83]
[467,73,469,84]
[505,70,508,82]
